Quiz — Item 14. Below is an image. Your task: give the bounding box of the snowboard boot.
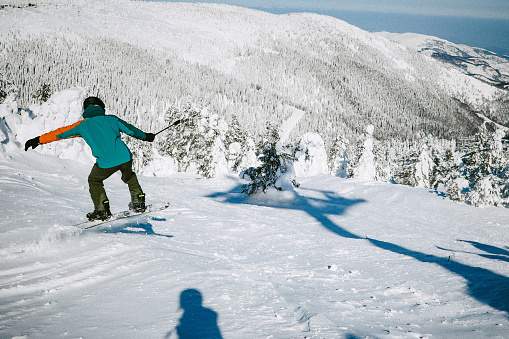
[86,200,113,221]
[129,193,146,213]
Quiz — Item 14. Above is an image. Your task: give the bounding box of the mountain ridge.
[376,31,509,89]
[1,0,507,142]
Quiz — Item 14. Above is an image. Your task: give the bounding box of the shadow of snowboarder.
[166,289,223,339]
[99,217,173,238]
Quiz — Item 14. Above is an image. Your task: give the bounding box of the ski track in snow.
[0,152,508,338]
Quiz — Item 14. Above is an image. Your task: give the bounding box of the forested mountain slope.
[1,0,507,145]
[376,31,509,125]
[376,31,509,87]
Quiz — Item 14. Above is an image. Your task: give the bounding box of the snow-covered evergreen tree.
[348,125,376,181]
[0,80,7,104]
[225,116,257,172]
[466,174,502,207]
[395,141,435,188]
[0,76,18,110]
[414,146,434,188]
[428,146,465,201]
[373,140,395,182]
[293,132,328,177]
[497,163,509,204]
[396,149,419,187]
[463,123,506,206]
[159,105,229,178]
[445,178,464,202]
[196,109,229,178]
[463,124,504,187]
[241,123,299,195]
[431,148,460,188]
[32,84,51,104]
[424,145,465,201]
[0,88,21,152]
[328,134,349,177]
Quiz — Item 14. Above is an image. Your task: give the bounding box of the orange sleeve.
[39,119,84,144]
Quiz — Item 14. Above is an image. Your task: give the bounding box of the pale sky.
[152,0,509,20]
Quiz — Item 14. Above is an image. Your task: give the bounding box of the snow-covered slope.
[1,0,507,142]
[1,15,508,335]
[1,3,508,337]
[376,31,509,89]
[1,147,508,338]
[1,76,508,338]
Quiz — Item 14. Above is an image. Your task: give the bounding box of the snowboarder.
[24,96,155,221]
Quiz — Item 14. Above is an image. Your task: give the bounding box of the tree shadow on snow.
[367,238,509,315]
[437,240,509,263]
[209,185,366,239]
[209,185,509,316]
[165,288,223,339]
[459,240,509,262]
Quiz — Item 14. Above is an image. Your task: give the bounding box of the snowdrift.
[0,87,94,164]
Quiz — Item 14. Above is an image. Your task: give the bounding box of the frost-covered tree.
[196,109,229,178]
[348,125,376,181]
[395,137,435,188]
[0,88,6,104]
[373,139,396,182]
[431,148,461,189]
[396,150,416,187]
[445,178,464,202]
[428,146,465,201]
[0,78,19,119]
[159,105,229,178]
[416,146,434,188]
[0,77,18,107]
[463,124,504,187]
[32,83,51,104]
[396,149,419,187]
[225,116,256,172]
[241,123,299,195]
[328,134,349,177]
[466,175,502,207]
[293,132,328,177]
[0,73,8,104]
[463,123,506,206]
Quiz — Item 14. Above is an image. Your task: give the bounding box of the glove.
[145,133,155,142]
[25,136,40,151]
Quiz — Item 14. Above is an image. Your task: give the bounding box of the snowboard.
[74,202,170,230]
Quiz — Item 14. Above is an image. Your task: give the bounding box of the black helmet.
[83,96,105,110]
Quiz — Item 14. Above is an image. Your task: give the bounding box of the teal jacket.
[40,106,148,168]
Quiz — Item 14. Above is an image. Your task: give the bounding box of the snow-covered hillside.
[0,79,508,339]
[1,0,507,143]
[1,142,508,338]
[1,4,509,337]
[376,31,509,88]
